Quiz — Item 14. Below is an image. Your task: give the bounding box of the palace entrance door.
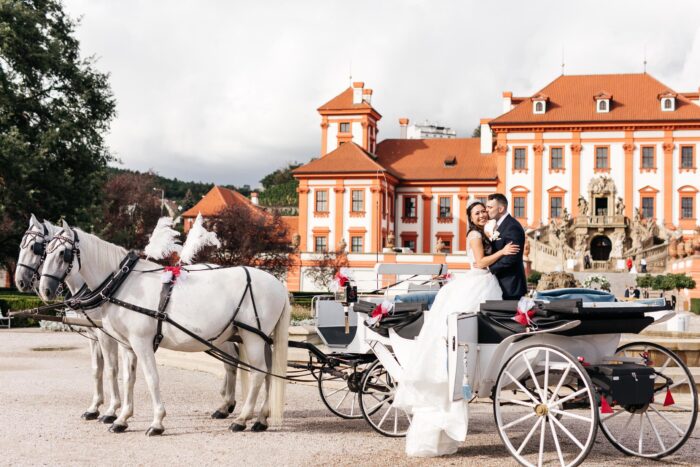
[590,235,612,261]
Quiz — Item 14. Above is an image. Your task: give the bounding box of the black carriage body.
[587,363,655,406]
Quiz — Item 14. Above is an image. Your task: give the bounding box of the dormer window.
[531,93,548,114]
[658,91,677,112]
[443,156,457,167]
[594,91,612,113]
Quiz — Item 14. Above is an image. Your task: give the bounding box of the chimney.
[480,118,493,154]
[352,81,364,104]
[363,88,373,104]
[399,118,409,139]
[250,192,259,205]
[502,91,513,113]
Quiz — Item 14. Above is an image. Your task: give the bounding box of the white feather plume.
[144,217,182,260]
[180,213,221,264]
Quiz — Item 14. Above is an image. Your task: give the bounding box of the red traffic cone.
[663,388,675,407]
[600,396,613,414]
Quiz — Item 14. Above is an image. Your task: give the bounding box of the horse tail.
[269,291,290,426]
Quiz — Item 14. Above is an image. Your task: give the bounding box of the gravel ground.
[1,329,699,466]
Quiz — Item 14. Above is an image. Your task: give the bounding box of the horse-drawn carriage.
[295,263,697,466]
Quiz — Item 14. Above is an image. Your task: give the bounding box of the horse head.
[15,214,58,292]
[39,219,80,301]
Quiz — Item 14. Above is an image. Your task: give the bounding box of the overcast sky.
[63,0,700,188]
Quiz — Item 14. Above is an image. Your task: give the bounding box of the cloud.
[64,0,700,187]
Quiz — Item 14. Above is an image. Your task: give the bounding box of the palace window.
[513,196,526,219]
[681,146,695,169]
[403,196,417,218]
[534,101,544,113]
[550,147,563,170]
[595,147,609,170]
[315,190,328,212]
[514,148,527,170]
[597,99,609,113]
[314,236,327,253]
[641,146,655,169]
[550,197,563,219]
[339,122,350,133]
[403,239,416,251]
[438,196,452,218]
[475,196,487,205]
[350,236,363,253]
[641,197,654,219]
[351,189,364,212]
[681,197,694,219]
[661,97,675,111]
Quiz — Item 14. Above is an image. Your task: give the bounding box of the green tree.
[0,0,115,269]
[636,274,654,290]
[259,162,302,207]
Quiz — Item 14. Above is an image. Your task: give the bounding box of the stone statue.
[561,207,570,222]
[610,230,625,258]
[435,237,445,253]
[574,234,588,252]
[615,197,625,216]
[338,238,347,252]
[693,227,700,254]
[669,234,679,258]
[291,233,301,249]
[386,232,395,249]
[523,239,531,259]
[578,196,589,216]
[633,207,642,223]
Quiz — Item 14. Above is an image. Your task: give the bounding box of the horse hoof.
[211,410,228,419]
[109,423,127,433]
[145,427,164,437]
[227,403,236,413]
[229,423,246,432]
[251,422,268,432]
[99,415,118,424]
[81,411,99,421]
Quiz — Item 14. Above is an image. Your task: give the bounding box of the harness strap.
[232,320,273,345]
[153,281,175,352]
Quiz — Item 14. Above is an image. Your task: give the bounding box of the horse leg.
[82,338,103,421]
[130,341,167,437]
[109,346,137,433]
[98,333,121,424]
[252,373,272,432]
[229,338,267,432]
[211,341,238,419]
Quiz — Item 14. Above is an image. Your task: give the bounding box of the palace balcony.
[573,214,628,228]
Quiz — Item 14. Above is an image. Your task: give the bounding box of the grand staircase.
[571,271,641,297]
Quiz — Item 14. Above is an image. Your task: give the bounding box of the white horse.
[39,221,290,435]
[15,215,121,423]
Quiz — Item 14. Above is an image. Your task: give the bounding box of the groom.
[485,193,527,300]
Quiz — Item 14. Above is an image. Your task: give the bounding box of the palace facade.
[289,75,700,293]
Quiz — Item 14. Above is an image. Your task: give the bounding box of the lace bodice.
[466,230,493,267]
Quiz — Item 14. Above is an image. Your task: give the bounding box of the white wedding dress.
[393,231,502,457]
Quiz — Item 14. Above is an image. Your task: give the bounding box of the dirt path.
[1,330,697,466]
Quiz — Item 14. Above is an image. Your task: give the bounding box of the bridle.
[17,224,50,286]
[41,228,82,287]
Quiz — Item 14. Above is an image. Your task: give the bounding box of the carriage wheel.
[599,341,698,459]
[359,360,412,437]
[318,362,368,419]
[493,345,598,467]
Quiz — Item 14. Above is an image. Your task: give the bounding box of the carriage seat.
[477,299,656,344]
[355,300,426,339]
[533,288,616,303]
[394,291,438,309]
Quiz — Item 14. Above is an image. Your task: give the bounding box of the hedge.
[692,298,700,315]
[0,292,49,327]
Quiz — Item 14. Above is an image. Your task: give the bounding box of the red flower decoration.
[335,272,348,287]
[164,265,182,279]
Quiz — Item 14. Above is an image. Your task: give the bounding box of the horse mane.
[75,228,130,272]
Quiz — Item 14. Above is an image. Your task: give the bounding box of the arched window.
[598,100,607,112]
[664,98,672,109]
[535,101,543,112]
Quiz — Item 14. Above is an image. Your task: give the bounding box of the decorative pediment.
[588,175,616,194]
[638,185,660,194]
[546,186,567,194]
[678,185,699,193]
[510,185,530,193]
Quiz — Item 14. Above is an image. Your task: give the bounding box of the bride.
[393,200,519,457]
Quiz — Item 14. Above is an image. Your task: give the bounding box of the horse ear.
[61,219,71,230]
[29,213,40,228]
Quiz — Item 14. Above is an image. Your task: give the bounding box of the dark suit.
[489,214,527,300]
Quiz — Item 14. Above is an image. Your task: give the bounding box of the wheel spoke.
[656,357,672,375]
[377,404,392,429]
[551,414,586,451]
[601,408,626,422]
[393,408,398,434]
[547,388,586,408]
[646,411,666,452]
[668,378,689,391]
[333,389,350,410]
[507,398,536,408]
[548,414,566,467]
[638,413,645,454]
[538,412,547,467]
[516,417,543,455]
[649,405,685,436]
[366,398,388,414]
[350,395,356,416]
[549,408,592,423]
[325,387,345,398]
[549,364,572,405]
[503,411,537,430]
[523,353,545,400]
[505,371,541,405]
[543,350,550,404]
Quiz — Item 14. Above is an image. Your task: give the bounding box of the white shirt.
[496,212,510,229]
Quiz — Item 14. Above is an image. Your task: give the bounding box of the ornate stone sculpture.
[615,197,625,216]
[386,232,395,249]
[578,196,589,216]
[523,239,531,259]
[693,227,700,254]
[435,237,445,253]
[338,238,347,252]
[610,230,625,258]
[669,235,678,258]
[588,174,616,195]
[561,207,570,222]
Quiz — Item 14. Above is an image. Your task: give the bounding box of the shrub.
[527,270,542,285]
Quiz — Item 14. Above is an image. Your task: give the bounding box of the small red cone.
[600,397,613,414]
[663,388,675,407]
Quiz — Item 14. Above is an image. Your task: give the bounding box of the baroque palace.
[289,74,700,294]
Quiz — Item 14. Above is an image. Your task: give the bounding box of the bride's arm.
[469,237,519,269]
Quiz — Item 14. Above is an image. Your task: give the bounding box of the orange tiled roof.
[281,215,298,240]
[491,73,700,125]
[375,138,497,181]
[181,185,257,218]
[293,142,391,175]
[317,87,375,112]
